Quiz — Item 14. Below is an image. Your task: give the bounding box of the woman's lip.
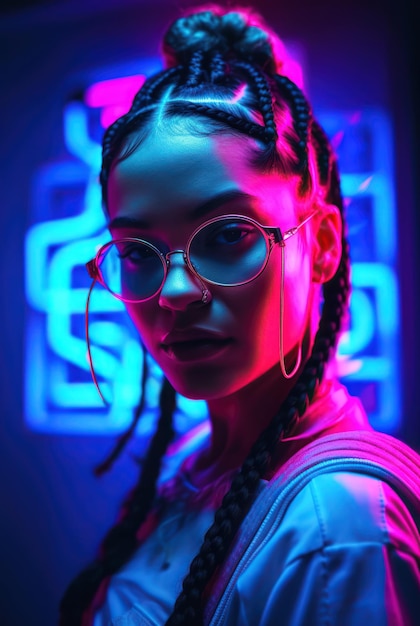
[161,328,230,344]
[161,338,233,362]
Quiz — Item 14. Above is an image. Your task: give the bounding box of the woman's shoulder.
[236,466,420,577]
[270,429,420,562]
[267,427,420,551]
[213,471,420,626]
[285,470,419,557]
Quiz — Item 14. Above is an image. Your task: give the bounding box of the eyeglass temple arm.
[86,259,100,280]
[282,209,318,242]
[85,279,110,406]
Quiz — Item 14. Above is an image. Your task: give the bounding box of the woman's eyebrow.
[108,216,149,230]
[107,191,255,230]
[188,190,255,220]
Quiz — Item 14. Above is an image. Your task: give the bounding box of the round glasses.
[87,214,280,302]
[85,211,317,403]
[86,212,316,303]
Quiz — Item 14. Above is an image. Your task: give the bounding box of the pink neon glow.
[100,105,132,129]
[85,75,146,107]
[85,75,147,128]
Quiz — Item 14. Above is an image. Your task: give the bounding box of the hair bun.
[163,7,282,74]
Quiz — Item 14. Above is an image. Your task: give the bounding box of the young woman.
[59,6,420,625]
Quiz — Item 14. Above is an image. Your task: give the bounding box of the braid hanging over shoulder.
[166,214,350,623]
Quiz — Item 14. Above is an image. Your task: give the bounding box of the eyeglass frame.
[85,211,317,303]
[84,209,318,404]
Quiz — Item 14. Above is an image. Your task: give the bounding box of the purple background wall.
[1,0,418,624]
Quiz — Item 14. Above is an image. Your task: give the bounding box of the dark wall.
[1,1,418,624]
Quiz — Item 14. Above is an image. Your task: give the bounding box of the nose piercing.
[165,249,212,305]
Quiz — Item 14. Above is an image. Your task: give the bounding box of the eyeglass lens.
[97,217,269,302]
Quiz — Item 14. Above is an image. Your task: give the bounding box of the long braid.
[166,100,268,140]
[59,379,176,625]
[167,274,350,626]
[209,52,226,83]
[132,66,180,108]
[93,346,149,476]
[166,283,348,625]
[311,118,332,187]
[234,61,277,141]
[275,75,311,191]
[165,116,350,626]
[233,60,281,170]
[185,49,206,87]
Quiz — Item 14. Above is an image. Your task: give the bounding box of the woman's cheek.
[125,304,156,351]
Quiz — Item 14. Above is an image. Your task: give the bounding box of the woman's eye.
[118,244,155,263]
[210,224,251,245]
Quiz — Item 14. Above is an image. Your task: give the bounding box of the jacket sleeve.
[223,472,420,626]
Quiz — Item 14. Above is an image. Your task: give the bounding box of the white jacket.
[90,383,420,626]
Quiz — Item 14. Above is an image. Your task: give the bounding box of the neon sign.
[24,67,401,434]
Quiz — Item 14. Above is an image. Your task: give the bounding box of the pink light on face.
[85,75,146,128]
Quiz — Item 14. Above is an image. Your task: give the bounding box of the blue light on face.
[24,69,401,435]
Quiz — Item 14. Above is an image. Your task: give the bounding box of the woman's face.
[107,123,316,400]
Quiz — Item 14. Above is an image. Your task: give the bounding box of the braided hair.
[60,6,350,625]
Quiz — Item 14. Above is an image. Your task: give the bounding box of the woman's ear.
[311,203,342,284]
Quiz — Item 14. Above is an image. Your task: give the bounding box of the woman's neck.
[186,363,298,485]
[186,321,318,486]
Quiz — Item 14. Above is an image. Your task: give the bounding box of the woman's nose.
[158,251,208,311]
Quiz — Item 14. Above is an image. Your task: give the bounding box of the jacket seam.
[310,480,331,626]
